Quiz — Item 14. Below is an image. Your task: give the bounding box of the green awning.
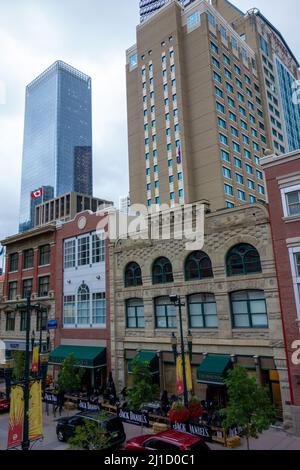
[128,351,159,374]
[197,354,232,386]
[49,345,106,369]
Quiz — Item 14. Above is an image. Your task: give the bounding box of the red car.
[0,392,10,412]
[125,430,210,452]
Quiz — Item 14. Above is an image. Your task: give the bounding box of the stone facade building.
[110,203,294,431]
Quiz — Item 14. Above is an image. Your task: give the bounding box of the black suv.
[56,411,126,449]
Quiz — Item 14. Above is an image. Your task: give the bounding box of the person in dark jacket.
[161,390,170,416]
[54,389,65,417]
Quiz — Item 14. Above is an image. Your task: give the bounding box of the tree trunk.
[246,436,250,451]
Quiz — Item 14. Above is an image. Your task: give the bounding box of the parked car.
[125,430,210,452]
[56,411,126,449]
[0,392,10,412]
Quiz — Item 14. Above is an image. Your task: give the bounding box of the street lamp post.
[169,295,192,409]
[14,295,50,451]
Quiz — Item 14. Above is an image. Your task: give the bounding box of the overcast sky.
[0,0,299,241]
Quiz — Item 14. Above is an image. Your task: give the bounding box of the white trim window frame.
[288,246,300,321]
[281,183,300,218]
[64,238,76,270]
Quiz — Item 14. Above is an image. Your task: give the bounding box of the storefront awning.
[197,354,232,386]
[49,345,106,369]
[128,350,159,374]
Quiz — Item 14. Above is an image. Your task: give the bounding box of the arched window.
[230,290,268,328]
[152,257,174,284]
[125,262,142,287]
[185,251,213,281]
[226,243,262,276]
[77,284,90,325]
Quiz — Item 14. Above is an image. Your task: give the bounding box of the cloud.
[0,0,299,240]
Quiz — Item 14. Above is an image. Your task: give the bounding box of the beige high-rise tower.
[126,0,299,211]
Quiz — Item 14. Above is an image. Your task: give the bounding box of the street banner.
[31,346,39,373]
[7,385,24,449]
[29,380,43,442]
[176,356,184,395]
[176,355,193,395]
[185,354,193,391]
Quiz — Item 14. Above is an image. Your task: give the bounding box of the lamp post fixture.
[169,295,193,408]
[14,294,50,451]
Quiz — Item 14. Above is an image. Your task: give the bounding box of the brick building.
[50,211,111,392]
[110,203,294,431]
[0,225,56,356]
[261,149,300,435]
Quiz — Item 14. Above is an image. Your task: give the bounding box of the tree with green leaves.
[57,353,84,394]
[127,358,159,411]
[12,351,25,380]
[68,413,112,450]
[220,365,275,450]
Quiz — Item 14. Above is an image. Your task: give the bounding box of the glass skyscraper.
[139,0,194,23]
[19,60,92,232]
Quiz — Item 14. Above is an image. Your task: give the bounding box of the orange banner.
[29,380,43,442]
[7,385,24,449]
[31,346,39,373]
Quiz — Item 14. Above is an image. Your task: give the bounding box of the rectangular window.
[20,312,27,332]
[92,293,106,325]
[229,111,236,122]
[258,185,265,195]
[221,149,230,162]
[39,245,51,266]
[8,281,18,301]
[64,295,76,325]
[187,10,201,30]
[232,141,240,153]
[246,180,255,192]
[23,249,34,269]
[22,278,33,299]
[218,117,227,129]
[226,82,234,93]
[155,297,176,329]
[228,97,235,107]
[223,167,232,179]
[216,102,225,113]
[6,312,15,332]
[36,309,48,331]
[64,239,76,269]
[213,71,222,83]
[126,299,145,329]
[38,276,50,297]
[231,126,239,137]
[236,173,244,185]
[92,232,105,263]
[231,291,268,328]
[224,184,233,196]
[78,236,90,266]
[9,253,19,273]
[286,191,300,216]
[238,189,246,201]
[215,86,223,98]
[234,157,242,168]
[219,133,228,145]
[188,294,218,329]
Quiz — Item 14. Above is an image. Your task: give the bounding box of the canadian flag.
[31,188,43,199]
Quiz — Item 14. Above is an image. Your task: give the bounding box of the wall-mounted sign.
[47,320,58,330]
